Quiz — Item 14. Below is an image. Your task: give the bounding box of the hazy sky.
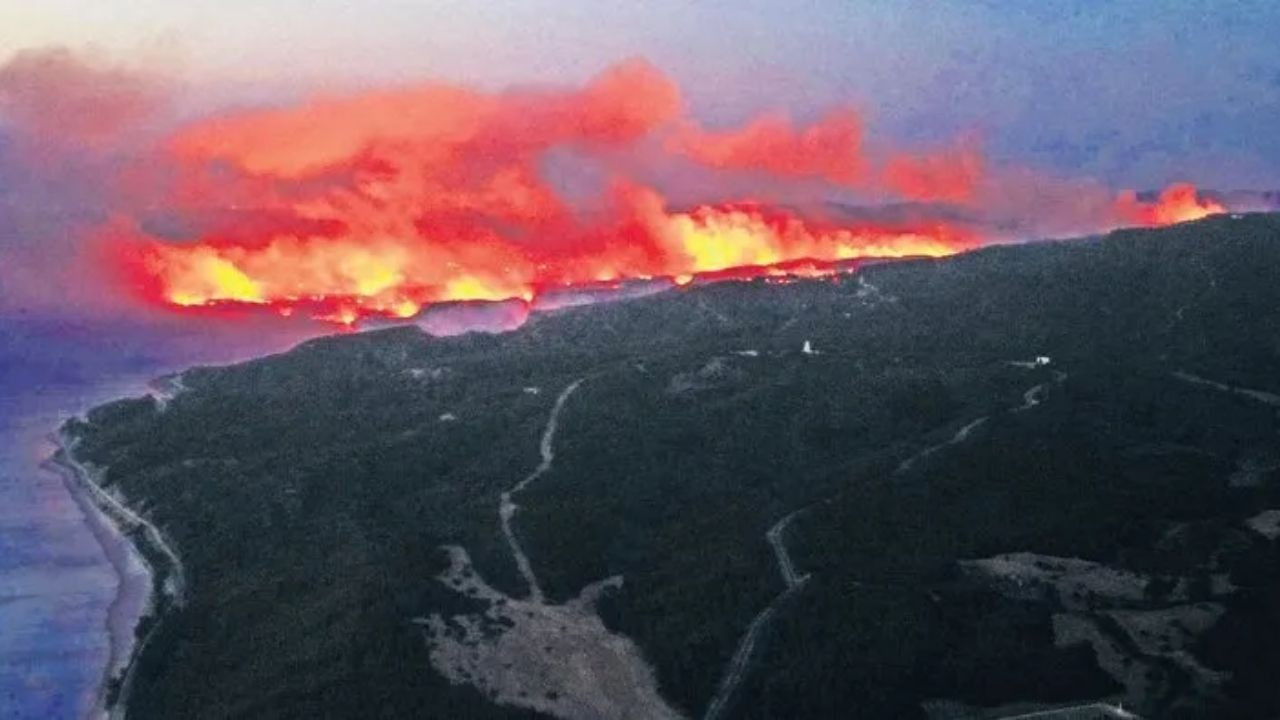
[3,0,1278,188]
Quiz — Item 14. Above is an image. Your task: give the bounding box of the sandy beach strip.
[47,431,171,720]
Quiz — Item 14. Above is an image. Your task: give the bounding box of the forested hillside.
[69,213,1280,719]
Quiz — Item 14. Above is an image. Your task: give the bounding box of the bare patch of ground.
[1108,604,1227,692]
[416,378,682,719]
[416,546,684,720]
[405,366,450,382]
[1228,450,1280,488]
[959,553,1150,611]
[1245,509,1280,540]
[667,356,746,395]
[961,551,1232,715]
[1051,612,1165,711]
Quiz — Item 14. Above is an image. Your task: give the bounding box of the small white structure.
[734,350,759,358]
[1035,356,1052,366]
[439,413,458,422]
[522,387,541,395]
[802,340,817,355]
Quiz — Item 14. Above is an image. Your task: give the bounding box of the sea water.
[0,372,155,719]
[0,316,317,719]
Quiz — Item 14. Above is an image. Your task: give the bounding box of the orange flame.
[125,198,976,326]
[106,60,1227,327]
[1115,183,1225,226]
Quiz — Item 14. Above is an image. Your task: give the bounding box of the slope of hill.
[64,213,1280,719]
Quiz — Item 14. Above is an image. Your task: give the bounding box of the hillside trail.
[705,363,1068,720]
[1171,371,1280,408]
[500,377,585,602]
[417,376,685,720]
[703,509,810,720]
[898,366,1068,475]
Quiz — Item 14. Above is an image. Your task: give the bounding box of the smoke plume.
[0,49,1229,330]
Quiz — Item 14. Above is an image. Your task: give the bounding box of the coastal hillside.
[66,213,1280,719]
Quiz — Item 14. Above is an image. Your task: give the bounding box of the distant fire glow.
[108,60,1226,326]
[1115,183,1226,227]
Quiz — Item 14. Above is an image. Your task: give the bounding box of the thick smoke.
[883,139,984,204]
[669,112,987,206]
[106,60,990,325]
[0,48,172,317]
[0,47,321,360]
[668,110,866,187]
[0,47,169,156]
[0,48,1229,331]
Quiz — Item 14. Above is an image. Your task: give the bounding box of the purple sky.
[3,0,1278,188]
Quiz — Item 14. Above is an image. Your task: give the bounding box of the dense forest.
[69,213,1280,719]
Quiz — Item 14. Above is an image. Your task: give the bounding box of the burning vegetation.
[100,59,1225,326]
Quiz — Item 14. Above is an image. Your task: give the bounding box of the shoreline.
[48,426,185,720]
[44,445,152,720]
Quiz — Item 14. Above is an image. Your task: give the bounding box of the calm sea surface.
[0,371,160,720]
[0,316,317,720]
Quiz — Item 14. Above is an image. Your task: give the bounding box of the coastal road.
[57,435,186,604]
[56,433,189,720]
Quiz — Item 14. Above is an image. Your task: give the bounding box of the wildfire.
[130,201,976,326]
[667,205,972,270]
[106,60,1227,327]
[883,140,984,204]
[1116,183,1226,227]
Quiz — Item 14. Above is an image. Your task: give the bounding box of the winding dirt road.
[500,378,584,603]
[704,364,1073,718]
[765,509,810,590]
[1172,371,1280,407]
[898,367,1068,475]
[703,509,810,720]
[419,377,686,720]
[896,416,990,475]
[1014,371,1068,413]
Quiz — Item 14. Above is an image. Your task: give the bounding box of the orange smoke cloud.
[171,58,679,179]
[670,111,990,205]
[883,140,984,203]
[668,110,865,186]
[1115,182,1226,227]
[102,59,1226,327]
[113,61,982,326]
